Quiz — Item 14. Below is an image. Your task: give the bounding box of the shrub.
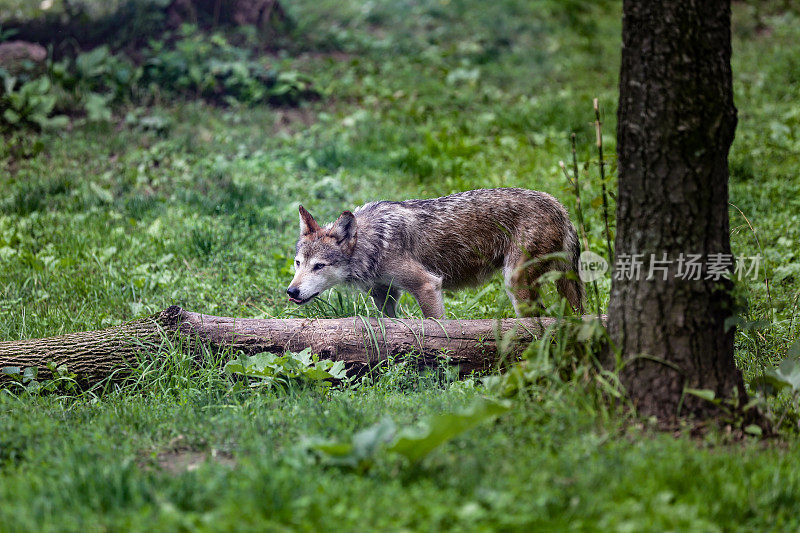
[1,25,319,132]
[142,25,318,106]
[0,73,67,131]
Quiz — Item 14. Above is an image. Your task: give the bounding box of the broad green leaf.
[223,361,247,374]
[309,418,396,470]
[23,367,38,382]
[744,424,763,436]
[3,108,20,124]
[244,352,279,370]
[294,347,314,366]
[76,45,112,77]
[388,399,511,463]
[328,360,347,380]
[352,417,397,459]
[750,357,800,396]
[788,339,800,359]
[30,76,50,94]
[84,92,112,122]
[310,401,510,469]
[302,366,336,381]
[309,441,354,458]
[750,372,790,395]
[773,357,800,390]
[684,388,716,403]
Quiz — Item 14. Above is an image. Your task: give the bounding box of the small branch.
[594,98,614,266]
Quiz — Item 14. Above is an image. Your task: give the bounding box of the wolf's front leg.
[404,272,445,318]
[371,284,400,317]
[386,260,445,318]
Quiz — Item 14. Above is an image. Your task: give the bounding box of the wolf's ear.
[329,210,357,252]
[299,205,321,236]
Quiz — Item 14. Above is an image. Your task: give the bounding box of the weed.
[1,362,79,396]
[224,348,348,394]
[142,25,319,106]
[308,397,510,471]
[0,74,68,130]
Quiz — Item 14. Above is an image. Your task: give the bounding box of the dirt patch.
[272,107,317,134]
[141,434,236,475]
[156,449,236,475]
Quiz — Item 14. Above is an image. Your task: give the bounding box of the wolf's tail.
[557,224,585,313]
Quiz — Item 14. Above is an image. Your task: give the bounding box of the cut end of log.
[159,305,187,328]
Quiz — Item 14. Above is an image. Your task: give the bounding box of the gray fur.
[287,188,584,317]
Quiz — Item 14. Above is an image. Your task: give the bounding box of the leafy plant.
[0,73,68,130]
[1,363,78,395]
[0,131,45,160]
[142,25,319,106]
[680,387,764,435]
[1,45,138,130]
[484,313,618,402]
[309,398,511,471]
[224,348,347,393]
[747,340,800,431]
[750,344,800,396]
[50,45,140,120]
[0,22,319,132]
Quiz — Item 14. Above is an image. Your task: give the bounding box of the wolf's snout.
[287,286,300,299]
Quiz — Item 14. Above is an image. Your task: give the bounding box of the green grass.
[2,0,800,530]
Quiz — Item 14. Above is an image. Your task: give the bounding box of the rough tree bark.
[0,306,591,386]
[608,0,745,420]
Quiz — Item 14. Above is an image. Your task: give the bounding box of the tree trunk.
[608,0,745,420]
[0,306,597,386]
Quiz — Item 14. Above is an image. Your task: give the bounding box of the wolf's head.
[286,205,357,305]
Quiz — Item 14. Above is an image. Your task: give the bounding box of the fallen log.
[0,305,601,386]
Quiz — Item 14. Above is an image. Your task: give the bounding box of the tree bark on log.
[0,306,599,386]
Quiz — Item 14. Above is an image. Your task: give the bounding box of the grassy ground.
[2,0,800,530]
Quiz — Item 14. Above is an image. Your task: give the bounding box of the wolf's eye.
[312,263,326,271]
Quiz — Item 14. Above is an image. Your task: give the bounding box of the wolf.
[286,188,584,318]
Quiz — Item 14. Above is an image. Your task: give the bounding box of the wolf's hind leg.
[556,276,584,314]
[416,288,445,319]
[503,253,544,317]
[408,274,444,318]
[371,284,400,318]
[415,287,445,319]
